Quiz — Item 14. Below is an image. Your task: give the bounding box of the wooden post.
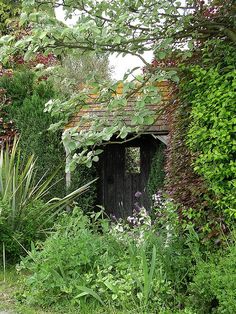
[65,146,71,192]
[65,146,72,212]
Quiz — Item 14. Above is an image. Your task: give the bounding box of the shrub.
[189,237,236,314]
[0,68,97,210]
[187,64,236,213]
[0,69,65,198]
[185,41,236,214]
[0,69,97,209]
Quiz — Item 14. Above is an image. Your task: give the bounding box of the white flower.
[127,216,134,223]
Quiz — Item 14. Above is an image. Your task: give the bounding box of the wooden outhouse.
[67,82,173,217]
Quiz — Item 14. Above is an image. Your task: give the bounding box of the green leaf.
[92,156,99,162]
[75,286,105,305]
[144,116,155,125]
[158,51,166,60]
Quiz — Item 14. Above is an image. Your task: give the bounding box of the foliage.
[164,40,235,237]
[0,61,105,208]
[0,139,94,261]
[0,139,54,227]
[3,0,235,167]
[184,42,236,214]
[189,236,236,314]
[5,0,235,57]
[0,68,97,208]
[69,163,97,212]
[17,201,200,312]
[0,200,48,263]
[0,69,66,198]
[164,91,208,211]
[0,0,21,35]
[0,267,196,314]
[147,142,165,198]
[8,190,236,314]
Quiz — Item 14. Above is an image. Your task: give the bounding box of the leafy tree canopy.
[0,0,235,168]
[2,0,235,59]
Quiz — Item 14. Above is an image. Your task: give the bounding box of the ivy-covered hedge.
[185,42,236,215]
[164,41,235,238]
[165,88,208,211]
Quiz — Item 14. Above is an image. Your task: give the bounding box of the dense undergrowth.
[10,202,236,314]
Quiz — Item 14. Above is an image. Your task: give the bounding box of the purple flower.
[135,191,142,198]
[134,202,141,212]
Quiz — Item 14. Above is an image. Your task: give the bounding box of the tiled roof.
[67,81,173,135]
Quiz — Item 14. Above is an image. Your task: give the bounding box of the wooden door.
[97,136,159,218]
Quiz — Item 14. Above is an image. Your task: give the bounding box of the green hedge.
[184,42,236,215]
[0,69,97,209]
[0,70,65,198]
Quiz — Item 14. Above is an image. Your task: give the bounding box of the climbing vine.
[164,92,208,211]
[185,42,236,215]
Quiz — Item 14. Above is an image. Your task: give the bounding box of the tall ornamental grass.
[0,138,95,261]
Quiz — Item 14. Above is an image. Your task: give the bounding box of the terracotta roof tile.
[67,81,173,135]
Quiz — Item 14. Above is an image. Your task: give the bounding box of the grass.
[0,267,145,314]
[0,267,194,314]
[0,266,56,314]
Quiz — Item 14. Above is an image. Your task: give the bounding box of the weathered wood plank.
[96,135,161,218]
